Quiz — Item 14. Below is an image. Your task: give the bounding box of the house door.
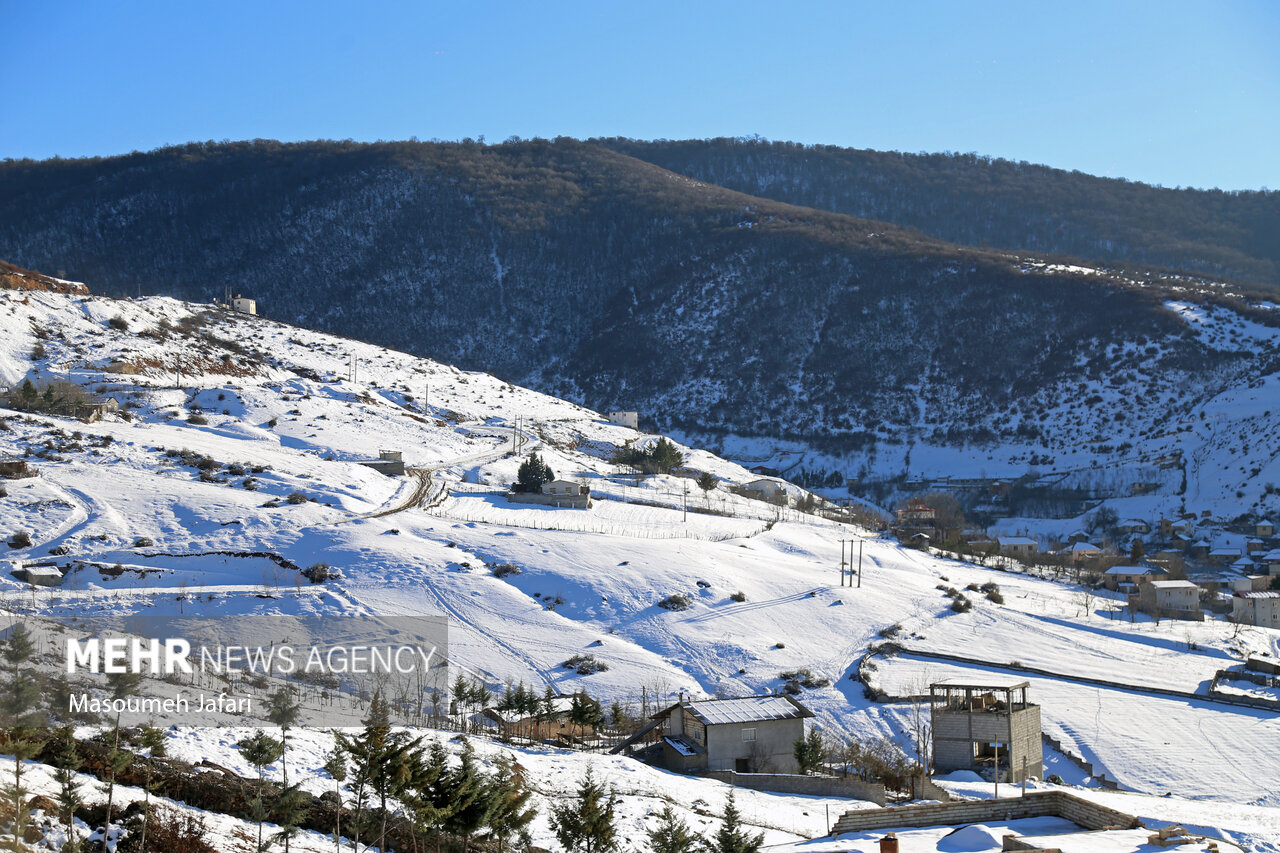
[734,758,750,773]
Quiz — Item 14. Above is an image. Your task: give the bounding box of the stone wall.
[829,791,1140,836]
[700,771,886,807]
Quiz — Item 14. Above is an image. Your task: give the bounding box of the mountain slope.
[599,137,1280,288]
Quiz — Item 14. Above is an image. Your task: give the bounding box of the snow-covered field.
[2,288,1279,851]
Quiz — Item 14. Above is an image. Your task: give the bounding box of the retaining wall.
[829,791,1140,836]
[700,771,886,807]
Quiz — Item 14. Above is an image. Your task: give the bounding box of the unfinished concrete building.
[931,678,1042,783]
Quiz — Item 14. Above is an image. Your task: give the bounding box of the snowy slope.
[2,287,1279,851]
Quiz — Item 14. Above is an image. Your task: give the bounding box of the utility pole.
[839,539,848,587]
[683,481,689,522]
[857,537,864,588]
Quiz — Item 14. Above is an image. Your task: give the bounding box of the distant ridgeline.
[1,138,1277,452]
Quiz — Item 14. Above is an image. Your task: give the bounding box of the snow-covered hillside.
[2,286,1279,851]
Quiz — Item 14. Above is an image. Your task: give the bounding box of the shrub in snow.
[729,590,747,602]
[562,654,610,674]
[302,563,339,583]
[7,531,32,549]
[980,581,1000,594]
[950,596,973,613]
[285,491,308,505]
[132,537,154,548]
[491,563,522,578]
[0,487,6,498]
[779,668,831,691]
[107,315,129,331]
[986,590,1005,604]
[48,544,68,556]
[186,413,208,425]
[657,593,693,611]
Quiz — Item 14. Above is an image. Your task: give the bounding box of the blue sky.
[2,1,1277,190]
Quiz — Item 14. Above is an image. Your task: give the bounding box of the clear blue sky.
[2,0,1277,190]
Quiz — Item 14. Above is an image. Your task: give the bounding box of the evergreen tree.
[238,729,284,852]
[136,726,167,853]
[696,472,718,496]
[50,728,82,853]
[568,691,603,738]
[320,740,348,853]
[336,693,419,852]
[402,738,456,846]
[487,753,536,852]
[266,686,302,852]
[516,452,555,491]
[649,438,684,474]
[549,767,618,853]
[1,623,45,847]
[646,804,702,853]
[441,740,493,851]
[99,670,142,849]
[793,729,825,775]
[709,791,764,853]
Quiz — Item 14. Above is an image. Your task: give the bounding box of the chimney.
[879,833,899,853]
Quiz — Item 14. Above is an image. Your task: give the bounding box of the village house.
[1131,579,1202,621]
[356,450,405,476]
[1116,518,1150,535]
[1059,540,1101,563]
[1102,564,1170,592]
[1189,539,1212,560]
[1232,591,1280,628]
[474,695,595,745]
[996,536,1038,558]
[1247,538,1266,555]
[1257,519,1275,538]
[1208,547,1242,567]
[1230,575,1272,593]
[741,477,787,503]
[650,694,814,774]
[930,679,1043,784]
[231,295,257,314]
[606,411,639,430]
[1231,556,1258,575]
[1263,549,1280,576]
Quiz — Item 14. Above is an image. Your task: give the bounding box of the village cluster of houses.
[894,500,1280,628]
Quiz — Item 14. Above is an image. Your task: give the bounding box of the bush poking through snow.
[116,806,217,853]
[302,563,339,583]
[132,537,154,548]
[107,315,129,331]
[729,590,747,602]
[186,413,208,425]
[657,593,693,611]
[950,596,974,613]
[491,563,522,578]
[986,589,1005,604]
[562,654,610,674]
[779,668,831,693]
[7,530,31,549]
[285,491,308,505]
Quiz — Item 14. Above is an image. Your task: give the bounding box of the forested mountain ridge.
[599,137,1280,288]
[0,138,1276,480]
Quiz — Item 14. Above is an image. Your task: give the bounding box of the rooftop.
[673,694,813,725]
[931,676,1030,690]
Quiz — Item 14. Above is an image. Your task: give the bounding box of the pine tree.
[98,670,142,849]
[709,791,764,853]
[793,729,825,775]
[516,452,554,490]
[0,623,45,848]
[321,739,348,853]
[549,767,618,853]
[266,687,302,853]
[441,740,493,851]
[487,753,536,852]
[238,729,284,852]
[649,438,684,474]
[136,726,167,853]
[403,738,455,847]
[50,728,83,853]
[336,693,419,853]
[646,804,702,853]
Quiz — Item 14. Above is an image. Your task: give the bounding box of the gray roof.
[680,695,813,725]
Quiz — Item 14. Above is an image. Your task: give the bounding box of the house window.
[741,728,756,742]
